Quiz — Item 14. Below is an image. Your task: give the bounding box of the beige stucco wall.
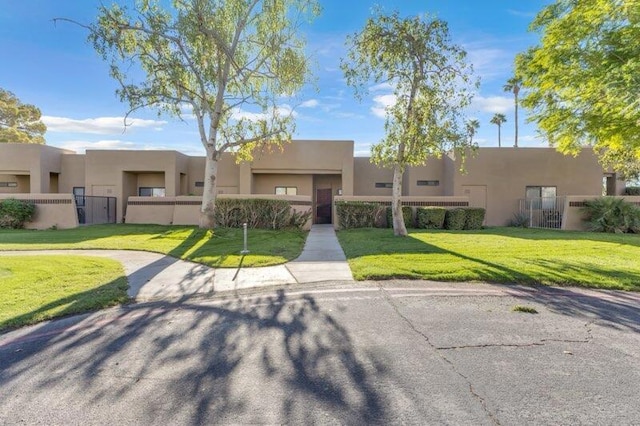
[59,154,86,193]
[0,144,73,194]
[125,194,312,229]
[353,158,393,196]
[85,150,190,222]
[449,148,605,226]
[404,159,446,196]
[253,173,313,196]
[0,193,78,229]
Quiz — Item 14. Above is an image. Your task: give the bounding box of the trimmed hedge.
[416,207,446,229]
[336,201,385,229]
[625,186,640,196]
[444,208,466,230]
[0,198,36,229]
[386,206,413,228]
[213,198,310,229]
[464,208,486,230]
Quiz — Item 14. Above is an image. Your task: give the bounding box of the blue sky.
[0,0,552,156]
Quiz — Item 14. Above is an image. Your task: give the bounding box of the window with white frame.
[275,186,297,195]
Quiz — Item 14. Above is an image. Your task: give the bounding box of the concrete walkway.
[0,225,353,301]
[286,224,354,283]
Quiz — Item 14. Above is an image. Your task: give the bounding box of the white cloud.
[300,99,319,108]
[230,105,297,122]
[42,116,168,134]
[472,95,513,114]
[371,94,397,119]
[464,45,513,81]
[56,139,138,153]
[369,82,395,92]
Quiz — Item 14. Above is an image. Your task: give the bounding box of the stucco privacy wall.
[0,194,78,229]
[126,194,313,229]
[562,196,640,231]
[448,148,607,226]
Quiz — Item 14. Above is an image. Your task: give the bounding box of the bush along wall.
[0,198,36,229]
[336,201,385,229]
[464,208,486,230]
[386,206,414,229]
[416,207,446,229]
[581,197,640,233]
[444,208,466,230]
[213,198,310,230]
[624,186,640,196]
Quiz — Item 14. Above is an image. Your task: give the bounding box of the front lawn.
[337,227,640,291]
[0,224,307,267]
[0,255,128,331]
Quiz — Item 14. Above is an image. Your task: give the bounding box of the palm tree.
[490,113,507,147]
[466,119,480,144]
[503,76,522,147]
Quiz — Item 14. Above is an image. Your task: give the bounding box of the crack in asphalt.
[378,287,501,426]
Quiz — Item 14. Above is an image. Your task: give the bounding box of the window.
[526,186,557,209]
[0,182,17,187]
[139,187,166,197]
[275,186,297,195]
[417,180,439,186]
[73,187,85,206]
[195,181,204,187]
[375,182,393,188]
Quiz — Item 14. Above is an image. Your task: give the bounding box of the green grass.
[511,305,539,314]
[0,255,128,331]
[336,227,640,291]
[0,224,307,267]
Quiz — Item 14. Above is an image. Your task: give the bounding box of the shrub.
[625,186,640,196]
[336,201,385,229]
[416,207,446,229]
[0,198,36,229]
[464,207,486,230]
[581,197,640,233]
[444,208,466,230]
[212,198,306,229]
[386,206,413,228]
[509,212,530,228]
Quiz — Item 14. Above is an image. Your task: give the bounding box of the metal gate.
[518,197,565,229]
[75,196,117,225]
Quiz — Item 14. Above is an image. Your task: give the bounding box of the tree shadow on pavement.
[512,286,640,333]
[0,290,388,424]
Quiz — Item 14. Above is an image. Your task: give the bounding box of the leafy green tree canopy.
[516,0,640,177]
[342,10,477,236]
[65,0,319,228]
[0,89,46,144]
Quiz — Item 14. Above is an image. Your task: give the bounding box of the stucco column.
[341,158,354,196]
[239,162,252,194]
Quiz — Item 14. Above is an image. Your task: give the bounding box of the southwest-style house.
[0,140,625,230]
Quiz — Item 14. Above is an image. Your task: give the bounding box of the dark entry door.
[316,188,332,224]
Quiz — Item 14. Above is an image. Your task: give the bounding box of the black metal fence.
[75,196,117,225]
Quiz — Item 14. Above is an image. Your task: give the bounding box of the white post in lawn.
[241,223,249,255]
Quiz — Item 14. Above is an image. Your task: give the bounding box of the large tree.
[342,11,477,236]
[516,0,640,177]
[503,76,522,147]
[490,113,506,147]
[67,0,319,228]
[0,88,46,144]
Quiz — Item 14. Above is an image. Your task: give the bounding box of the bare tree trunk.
[391,163,407,237]
[514,96,519,148]
[199,149,219,229]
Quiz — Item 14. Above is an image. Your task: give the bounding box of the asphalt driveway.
[1,281,638,424]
